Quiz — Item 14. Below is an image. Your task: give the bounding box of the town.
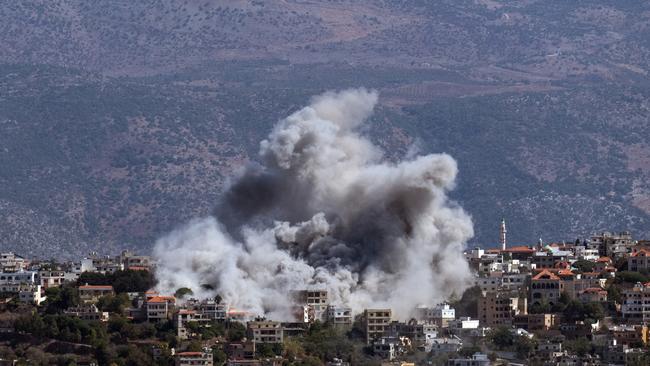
[2,222,650,365]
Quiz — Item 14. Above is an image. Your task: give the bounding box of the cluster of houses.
[3,227,650,365]
[462,229,650,364]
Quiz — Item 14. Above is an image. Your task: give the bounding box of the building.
[447,317,480,333]
[430,336,463,356]
[0,271,39,293]
[292,290,329,322]
[532,251,570,269]
[447,352,490,366]
[0,252,26,272]
[578,288,607,303]
[175,309,210,339]
[326,305,352,329]
[198,300,228,321]
[79,284,114,304]
[372,337,398,360]
[610,325,649,346]
[72,258,96,274]
[176,350,213,366]
[120,250,153,270]
[574,245,600,261]
[226,341,256,360]
[64,304,109,321]
[530,269,564,307]
[39,271,66,289]
[418,303,455,327]
[478,290,526,327]
[621,282,650,322]
[364,309,392,345]
[146,295,176,322]
[477,274,527,293]
[536,340,563,359]
[514,313,559,331]
[247,321,283,344]
[628,249,650,272]
[590,231,634,258]
[18,285,46,305]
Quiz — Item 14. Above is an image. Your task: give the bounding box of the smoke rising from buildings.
[153,88,474,320]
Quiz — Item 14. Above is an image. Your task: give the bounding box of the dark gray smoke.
[154,89,474,319]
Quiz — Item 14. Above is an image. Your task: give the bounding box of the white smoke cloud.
[153,88,474,320]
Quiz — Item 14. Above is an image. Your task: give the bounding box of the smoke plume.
[153,88,474,320]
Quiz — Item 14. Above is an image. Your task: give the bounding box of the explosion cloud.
[153,88,474,320]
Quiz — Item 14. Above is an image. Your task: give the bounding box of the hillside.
[1,0,650,257]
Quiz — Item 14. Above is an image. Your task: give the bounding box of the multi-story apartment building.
[0,270,39,293]
[417,303,455,327]
[531,251,570,269]
[364,309,392,345]
[0,252,26,272]
[590,231,634,258]
[622,282,650,322]
[610,325,649,346]
[198,300,228,321]
[146,295,176,322]
[39,270,66,289]
[478,290,526,327]
[247,320,283,344]
[574,245,600,261]
[514,313,560,331]
[175,350,213,366]
[175,309,210,339]
[628,249,650,272]
[18,285,46,305]
[530,270,564,307]
[326,305,352,329]
[292,290,329,322]
[477,274,527,293]
[120,250,153,271]
[79,284,114,304]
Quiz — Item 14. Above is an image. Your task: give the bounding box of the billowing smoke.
[153,88,474,320]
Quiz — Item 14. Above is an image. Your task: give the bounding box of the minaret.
[499,218,507,251]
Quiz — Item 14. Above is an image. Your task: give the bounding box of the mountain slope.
[1,1,650,257]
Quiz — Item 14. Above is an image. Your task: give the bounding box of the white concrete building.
[0,270,38,293]
[19,285,46,305]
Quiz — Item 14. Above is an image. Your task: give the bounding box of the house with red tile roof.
[629,249,650,272]
[146,295,176,322]
[531,270,563,307]
[176,349,213,366]
[578,288,607,303]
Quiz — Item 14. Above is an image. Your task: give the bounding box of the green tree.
[565,337,591,357]
[529,301,551,314]
[227,322,246,342]
[607,284,622,303]
[459,345,481,358]
[213,347,227,366]
[514,335,537,359]
[615,271,649,284]
[583,302,605,322]
[572,260,596,273]
[186,341,203,352]
[489,326,514,350]
[174,287,194,299]
[44,285,79,314]
[97,293,130,314]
